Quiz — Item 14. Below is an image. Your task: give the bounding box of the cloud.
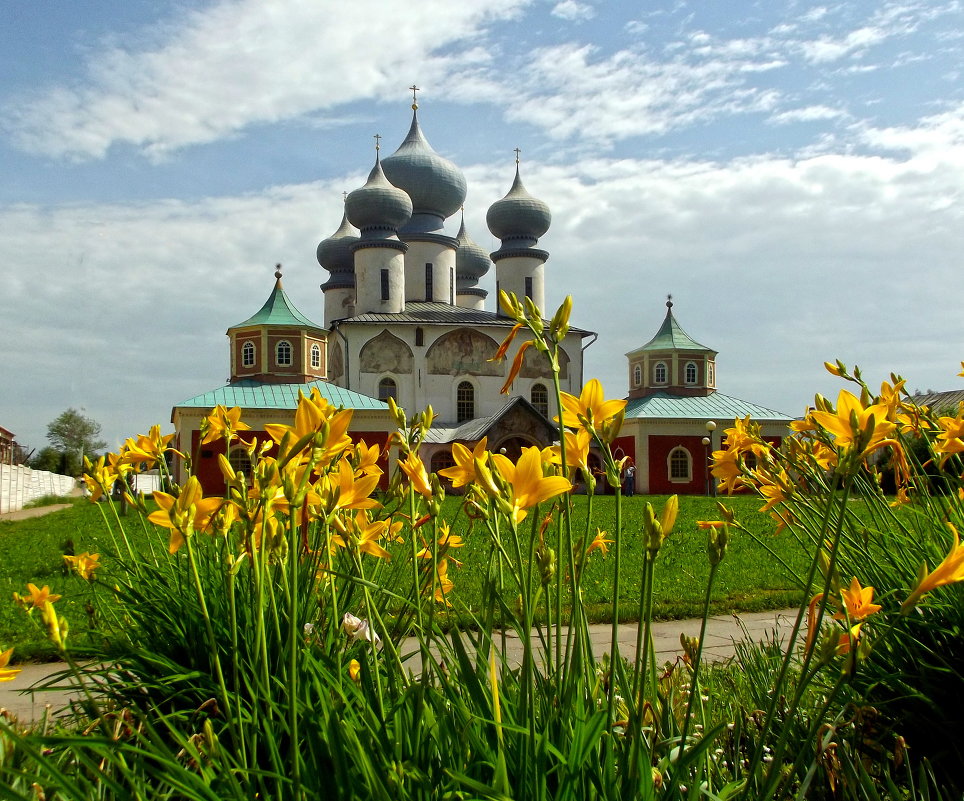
[4,0,529,160]
[3,102,962,449]
[501,39,784,146]
[769,105,846,124]
[551,1,595,22]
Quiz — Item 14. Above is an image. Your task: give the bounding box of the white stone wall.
[0,464,75,513]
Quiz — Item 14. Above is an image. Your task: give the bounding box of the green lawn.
[0,493,808,660]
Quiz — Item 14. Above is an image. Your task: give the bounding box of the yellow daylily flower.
[557,379,626,435]
[117,424,177,468]
[149,476,223,554]
[438,437,489,488]
[934,413,964,466]
[0,647,22,682]
[200,405,251,445]
[835,577,882,621]
[710,448,746,494]
[63,552,100,580]
[490,446,572,524]
[348,659,362,682]
[82,454,119,502]
[902,524,964,613]
[331,510,392,560]
[432,558,455,605]
[546,428,592,475]
[264,389,353,466]
[809,389,897,456]
[415,522,465,560]
[399,451,433,500]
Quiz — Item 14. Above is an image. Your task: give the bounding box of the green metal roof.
[630,302,713,354]
[229,278,324,331]
[625,391,792,422]
[174,380,387,411]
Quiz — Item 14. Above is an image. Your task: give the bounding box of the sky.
[2,0,963,455]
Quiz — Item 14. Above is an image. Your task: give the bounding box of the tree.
[46,408,106,475]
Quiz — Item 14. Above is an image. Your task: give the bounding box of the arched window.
[241,341,256,367]
[378,377,397,402]
[685,362,698,384]
[531,383,549,417]
[228,447,252,478]
[456,381,475,422]
[654,362,667,384]
[276,340,292,366]
[310,343,321,369]
[708,362,715,386]
[633,364,642,386]
[668,447,691,481]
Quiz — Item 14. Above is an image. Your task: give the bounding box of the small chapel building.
[612,298,791,495]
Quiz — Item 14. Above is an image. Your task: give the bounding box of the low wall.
[0,464,76,514]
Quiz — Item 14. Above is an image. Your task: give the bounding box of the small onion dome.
[345,157,413,237]
[317,208,358,289]
[455,216,491,283]
[486,164,551,247]
[382,109,467,234]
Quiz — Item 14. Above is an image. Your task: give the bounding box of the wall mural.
[426,329,503,377]
[360,330,414,374]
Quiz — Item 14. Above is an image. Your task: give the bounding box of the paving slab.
[1,609,805,725]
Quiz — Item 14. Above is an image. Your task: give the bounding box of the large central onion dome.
[486,164,551,247]
[381,109,467,234]
[345,156,413,237]
[317,207,359,289]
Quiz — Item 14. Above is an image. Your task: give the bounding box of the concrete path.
[1,608,804,725]
[0,487,83,523]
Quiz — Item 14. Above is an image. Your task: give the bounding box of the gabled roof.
[334,301,594,336]
[229,276,325,332]
[629,300,713,355]
[909,389,964,412]
[173,379,386,411]
[624,391,791,422]
[423,396,556,444]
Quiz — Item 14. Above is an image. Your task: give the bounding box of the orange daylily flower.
[835,577,882,621]
[331,510,393,560]
[499,339,534,394]
[902,524,964,613]
[14,583,62,610]
[586,529,613,556]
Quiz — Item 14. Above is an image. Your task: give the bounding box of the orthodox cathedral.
[171,94,790,494]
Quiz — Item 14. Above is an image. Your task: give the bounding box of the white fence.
[0,464,76,514]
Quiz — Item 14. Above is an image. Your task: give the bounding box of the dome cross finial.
[373,133,381,152]
[274,263,283,280]
[410,84,419,110]
[666,293,673,309]
[514,147,521,165]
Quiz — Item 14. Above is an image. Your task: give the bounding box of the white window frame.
[668,447,692,483]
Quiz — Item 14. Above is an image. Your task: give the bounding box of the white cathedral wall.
[354,247,405,314]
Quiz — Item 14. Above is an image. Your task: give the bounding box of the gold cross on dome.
[514,147,521,164]
[374,133,381,151]
[410,84,419,109]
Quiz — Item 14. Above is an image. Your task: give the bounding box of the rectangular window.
[450,268,455,304]
[381,269,389,301]
[415,327,424,347]
[425,263,433,301]
[525,276,533,299]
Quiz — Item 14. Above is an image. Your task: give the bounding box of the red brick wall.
[647,434,710,495]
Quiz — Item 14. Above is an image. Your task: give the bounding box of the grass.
[21,494,81,510]
[0,493,807,661]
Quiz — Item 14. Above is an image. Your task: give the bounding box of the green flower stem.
[672,560,719,784]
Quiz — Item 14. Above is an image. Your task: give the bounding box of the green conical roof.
[633,299,713,353]
[230,269,324,331]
